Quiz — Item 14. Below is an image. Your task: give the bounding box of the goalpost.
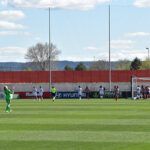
[131,76,150,99]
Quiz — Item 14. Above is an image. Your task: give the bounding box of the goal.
[131,76,150,99]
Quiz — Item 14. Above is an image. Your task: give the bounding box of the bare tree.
[25,42,60,70]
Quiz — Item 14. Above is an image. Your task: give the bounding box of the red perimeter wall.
[0,70,149,83]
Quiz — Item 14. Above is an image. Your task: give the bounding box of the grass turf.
[0,99,150,150]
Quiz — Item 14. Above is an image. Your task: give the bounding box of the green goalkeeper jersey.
[4,88,13,100]
[51,87,57,94]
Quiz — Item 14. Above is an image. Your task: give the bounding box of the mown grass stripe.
[0,131,150,143]
[0,118,150,125]
[0,110,149,115]
[1,114,150,119]
[0,124,150,132]
[0,141,149,150]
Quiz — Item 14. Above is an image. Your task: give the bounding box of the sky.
[0,0,150,62]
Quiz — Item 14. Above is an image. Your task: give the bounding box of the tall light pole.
[108,4,111,92]
[146,48,150,60]
[49,7,52,90]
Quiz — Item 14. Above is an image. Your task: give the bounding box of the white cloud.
[97,49,147,61]
[134,0,150,7]
[0,31,31,36]
[0,10,25,21]
[0,21,25,30]
[0,46,27,62]
[84,46,100,51]
[1,0,109,10]
[60,55,93,61]
[60,49,147,61]
[111,40,135,49]
[125,32,150,37]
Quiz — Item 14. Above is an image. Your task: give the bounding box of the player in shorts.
[84,86,90,99]
[148,86,150,98]
[141,85,145,99]
[78,86,83,100]
[4,86,13,112]
[51,86,57,101]
[38,86,44,101]
[145,86,149,99]
[32,86,38,100]
[99,86,105,99]
[136,85,141,99]
[114,86,119,101]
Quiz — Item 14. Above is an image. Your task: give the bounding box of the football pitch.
[0,99,150,150]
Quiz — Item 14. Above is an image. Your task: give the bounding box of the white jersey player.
[78,86,83,100]
[38,86,44,100]
[99,86,105,98]
[136,85,141,99]
[32,86,38,100]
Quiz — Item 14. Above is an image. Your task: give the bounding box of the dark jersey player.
[114,86,119,101]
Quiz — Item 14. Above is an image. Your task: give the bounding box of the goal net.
[131,77,150,99]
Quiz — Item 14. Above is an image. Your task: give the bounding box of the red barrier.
[0,70,149,83]
[16,92,51,99]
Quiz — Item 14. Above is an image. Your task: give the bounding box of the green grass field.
[0,99,150,150]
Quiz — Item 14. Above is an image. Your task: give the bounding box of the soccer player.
[99,85,105,99]
[141,85,145,99]
[145,86,150,99]
[78,86,83,100]
[51,86,57,101]
[136,85,141,99]
[4,86,13,112]
[148,86,150,98]
[84,86,90,99]
[38,86,44,101]
[32,86,38,100]
[114,86,119,101]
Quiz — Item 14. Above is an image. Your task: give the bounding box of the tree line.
[25,42,150,71]
[64,58,149,71]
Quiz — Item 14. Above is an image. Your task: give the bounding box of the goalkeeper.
[4,86,13,112]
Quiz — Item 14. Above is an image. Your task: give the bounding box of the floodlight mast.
[49,7,52,91]
[146,48,150,60]
[108,4,112,92]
